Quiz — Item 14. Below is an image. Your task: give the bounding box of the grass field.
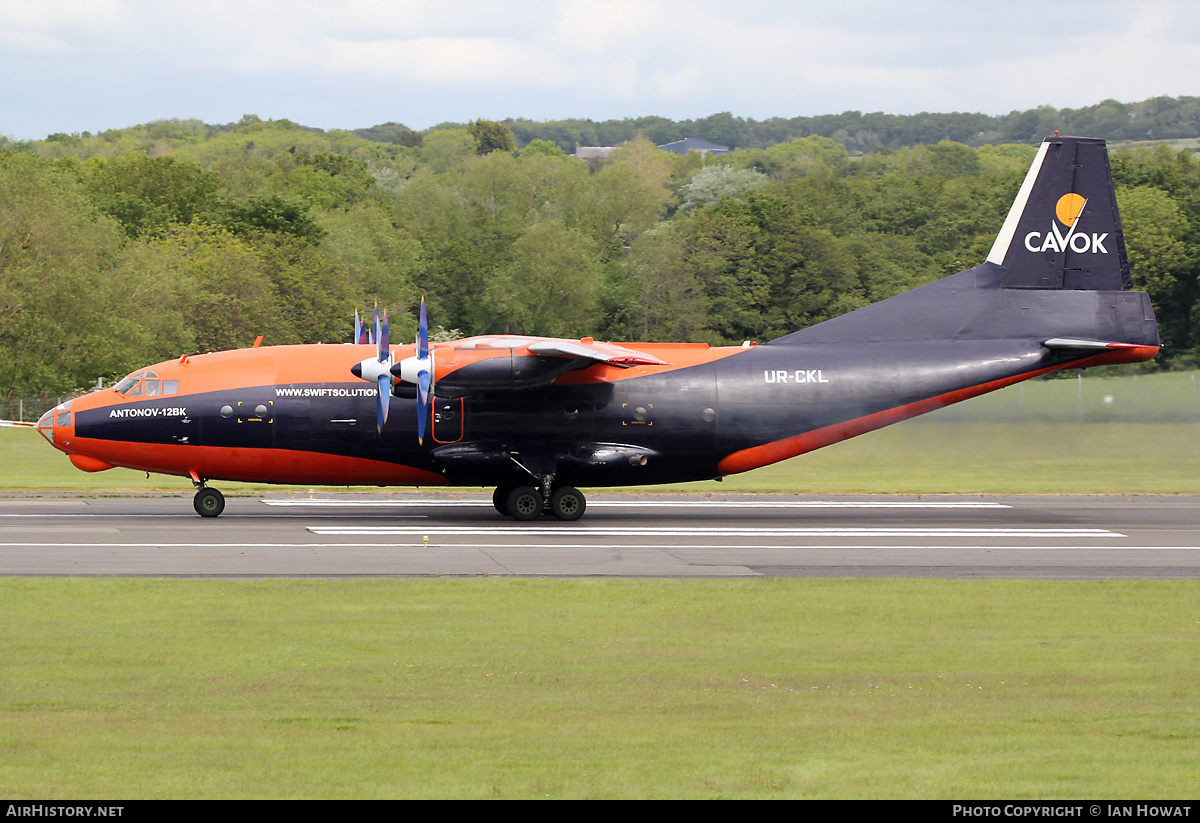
[3,372,1198,798]
[1,578,1197,799]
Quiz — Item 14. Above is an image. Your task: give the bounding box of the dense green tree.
[0,153,188,393]
[678,165,768,210]
[83,153,220,238]
[483,221,601,336]
[588,137,675,262]
[315,202,424,310]
[420,129,476,174]
[215,194,325,243]
[467,119,516,155]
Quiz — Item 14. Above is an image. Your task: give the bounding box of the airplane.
[36,135,1160,521]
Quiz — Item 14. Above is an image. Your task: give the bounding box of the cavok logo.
[1024,193,1110,254]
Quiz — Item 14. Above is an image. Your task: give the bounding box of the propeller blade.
[417,297,429,360]
[416,369,431,445]
[379,308,390,362]
[377,373,390,433]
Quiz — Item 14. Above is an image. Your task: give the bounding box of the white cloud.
[2,0,1199,138]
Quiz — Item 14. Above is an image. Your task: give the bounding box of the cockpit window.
[114,370,176,397]
[114,375,140,394]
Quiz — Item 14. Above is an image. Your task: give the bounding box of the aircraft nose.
[36,403,72,448]
[36,408,56,444]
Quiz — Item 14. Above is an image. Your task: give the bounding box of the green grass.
[666,422,1200,494]
[1,578,1197,799]
[6,375,1199,798]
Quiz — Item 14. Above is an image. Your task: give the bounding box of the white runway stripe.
[263,498,1010,509]
[2,543,1189,550]
[305,526,1123,538]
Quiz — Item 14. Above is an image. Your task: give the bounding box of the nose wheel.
[193,486,225,518]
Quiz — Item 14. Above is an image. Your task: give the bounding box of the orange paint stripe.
[63,438,449,486]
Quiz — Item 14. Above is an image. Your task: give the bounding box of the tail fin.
[770,134,1159,352]
[986,136,1132,291]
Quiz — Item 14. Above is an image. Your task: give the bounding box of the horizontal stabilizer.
[1043,338,1142,351]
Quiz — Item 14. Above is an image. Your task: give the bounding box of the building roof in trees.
[657,138,730,156]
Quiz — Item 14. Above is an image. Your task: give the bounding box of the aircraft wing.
[391,336,673,398]
[526,339,669,367]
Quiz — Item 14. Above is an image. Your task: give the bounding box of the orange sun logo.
[1055,193,1086,227]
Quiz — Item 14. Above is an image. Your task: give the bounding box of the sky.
[2,0,1199,140]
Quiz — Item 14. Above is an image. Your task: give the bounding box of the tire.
[194,487,225,518]
[550,486,586,521]
[505,486,543,521]
[493,485,516,516]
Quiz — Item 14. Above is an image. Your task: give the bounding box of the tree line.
[12,95,1200,158]
[2,114,1198,398]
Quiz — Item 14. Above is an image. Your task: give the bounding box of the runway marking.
[2,526,120,533]
[0,513,429,519]
[0,544,1193,550]
[305,526,1123,538]
[263,498,1011,510]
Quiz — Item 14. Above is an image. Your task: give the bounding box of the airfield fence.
[3,392,76,425]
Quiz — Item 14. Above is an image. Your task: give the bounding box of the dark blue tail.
[769,135,1159,352]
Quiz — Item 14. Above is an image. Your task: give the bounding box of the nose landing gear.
[193,485,225,518]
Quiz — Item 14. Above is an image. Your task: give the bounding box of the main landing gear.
[492,483,586,522]
[193,485,225,518]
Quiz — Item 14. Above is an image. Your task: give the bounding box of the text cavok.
[1024,226,1109,254]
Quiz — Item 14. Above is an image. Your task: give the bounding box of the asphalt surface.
[1,492,1198,579]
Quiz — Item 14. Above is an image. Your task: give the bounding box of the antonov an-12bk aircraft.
[38,136,1160,520]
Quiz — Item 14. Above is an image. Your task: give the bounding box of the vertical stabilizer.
[986,135,1132,291]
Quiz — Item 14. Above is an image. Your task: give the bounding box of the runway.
[2,492,1199,578]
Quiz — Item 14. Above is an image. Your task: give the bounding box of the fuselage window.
[163,380,178,395]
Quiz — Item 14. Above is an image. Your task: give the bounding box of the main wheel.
[193,487,225,518]
[493,485,516,516]
[550,486,586,521]
[505,486,543,521]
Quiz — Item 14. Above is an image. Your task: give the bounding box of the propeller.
[374,305,390,432]
[400,298,434,445]
[417,300,432,444]
[350,304,395,434]
[350,299,434,443]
